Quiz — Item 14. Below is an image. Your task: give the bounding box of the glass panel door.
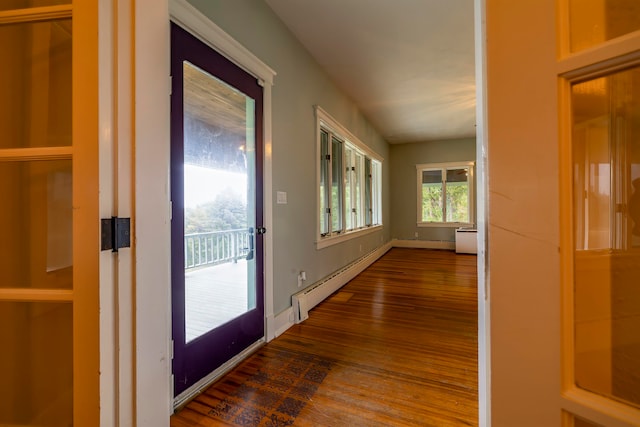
[572,66,640,409]
[171,23,264,399]
[0,4,92,425]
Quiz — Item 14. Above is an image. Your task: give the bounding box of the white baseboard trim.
[271,240,451,335]
[273,308,294,339]
[292,242,392,323]
[265,313,275,341]
[268,242,393,340]
[392,239,455,250]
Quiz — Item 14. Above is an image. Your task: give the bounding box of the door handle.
[246,227,254,261]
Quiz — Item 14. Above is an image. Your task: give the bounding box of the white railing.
[184,229,250,270]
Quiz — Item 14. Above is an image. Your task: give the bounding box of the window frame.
[416,161,475,228]
[316,106,383,249]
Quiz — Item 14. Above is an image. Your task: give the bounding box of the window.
[317,106,382,248]
[417,162,474,227]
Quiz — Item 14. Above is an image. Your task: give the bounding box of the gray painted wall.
[186,0,391,315]
[390,138,476,242]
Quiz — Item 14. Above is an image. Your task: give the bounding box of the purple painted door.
[171,23,264,398]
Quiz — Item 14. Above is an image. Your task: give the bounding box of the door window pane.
[0,160,72,289]
[0,302,72,426]
[0,19,71,148]
[572,66,640,409]
[569,0,640,52]
[182,61,256,342]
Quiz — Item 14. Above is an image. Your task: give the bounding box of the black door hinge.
[101,216,131,252]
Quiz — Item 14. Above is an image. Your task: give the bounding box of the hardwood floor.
[171,248,478,426]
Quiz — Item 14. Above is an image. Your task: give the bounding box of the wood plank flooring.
[171,248,478,426]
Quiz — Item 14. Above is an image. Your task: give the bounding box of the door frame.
[95,1,140,424]
[473,1,490,426]
[131,0,275,423]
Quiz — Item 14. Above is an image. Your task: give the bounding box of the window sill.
[316,225,383,250]
[417,222,474,228]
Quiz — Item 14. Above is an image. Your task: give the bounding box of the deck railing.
[185,229,250,270]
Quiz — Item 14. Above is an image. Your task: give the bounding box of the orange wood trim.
[0,147,73,161]
[72,0,100,424]
[0,288,73,302]
[0,5,72,24]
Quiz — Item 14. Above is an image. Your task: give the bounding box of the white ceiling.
[265,0,476,144]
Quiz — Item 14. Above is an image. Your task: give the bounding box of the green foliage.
[185,192,247,233]
[331,183,342,232]
[422,182,468,223]
[446,183,469,222]
[422,184,443,222]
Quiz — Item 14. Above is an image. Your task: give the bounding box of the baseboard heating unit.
[291,243,391,323]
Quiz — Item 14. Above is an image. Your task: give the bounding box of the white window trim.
[416,161,475,227]
[316,224,383,250]
[315,106,383,249]
[315,106,383,161]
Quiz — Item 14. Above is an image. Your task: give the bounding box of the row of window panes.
[320,128,381,237]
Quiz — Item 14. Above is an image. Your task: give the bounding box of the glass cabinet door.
[0,2,100,425]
